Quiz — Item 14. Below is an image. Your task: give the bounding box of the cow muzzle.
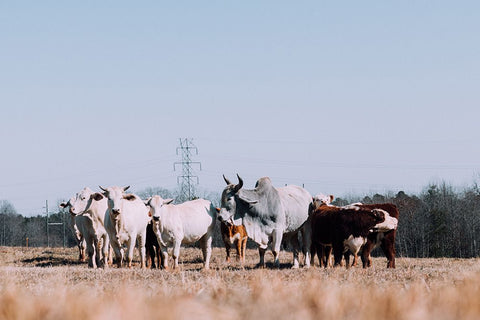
[112,209,121,215]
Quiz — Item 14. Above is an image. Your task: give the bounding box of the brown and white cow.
[220,220,248,264]
[309,204,397,268]
[344,203,399,268]
[309,194,335,267]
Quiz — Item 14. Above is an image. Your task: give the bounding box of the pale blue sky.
[1,1,479,216]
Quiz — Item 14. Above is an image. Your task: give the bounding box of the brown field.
[1,246,480,320]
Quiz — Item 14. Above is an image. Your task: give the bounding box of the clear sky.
[1,1,479,216]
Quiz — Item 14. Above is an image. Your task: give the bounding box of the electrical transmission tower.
[174,138,201,202]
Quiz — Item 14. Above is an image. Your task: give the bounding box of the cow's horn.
[234,174,244,192]
[99,186,107,192]
[223,174,232,185]
[123,185,130,191]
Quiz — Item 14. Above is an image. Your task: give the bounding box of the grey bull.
[218,175,312,268]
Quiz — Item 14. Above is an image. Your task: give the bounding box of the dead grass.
[1,246,480,319]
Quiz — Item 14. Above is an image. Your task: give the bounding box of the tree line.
[1,182,480,258]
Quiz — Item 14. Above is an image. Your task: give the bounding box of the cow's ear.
[123,194,136,201]
[238,194,259,205]
[215,207,221,213]
[163,199,174,205]
[91,193,104,201]
[329,195,335,203]
[59,202,67,208]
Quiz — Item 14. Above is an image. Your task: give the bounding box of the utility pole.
[174,138,202,202]
[63,210,66,248]
[45,200,49,247]
[45,200,65,248]
[2,213,5,246]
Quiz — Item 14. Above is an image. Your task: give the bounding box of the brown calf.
[220,222,248,264]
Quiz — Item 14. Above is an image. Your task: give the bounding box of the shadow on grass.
[21,255,85,267]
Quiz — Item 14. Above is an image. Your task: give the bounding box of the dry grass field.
[1,246,480,320]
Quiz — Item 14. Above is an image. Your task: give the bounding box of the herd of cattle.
[59,175,399,270]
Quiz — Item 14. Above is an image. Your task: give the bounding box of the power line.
[174,138,202,202]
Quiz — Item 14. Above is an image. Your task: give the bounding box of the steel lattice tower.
[174,138,201,202]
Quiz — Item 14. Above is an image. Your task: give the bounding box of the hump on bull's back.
[255,177,272,189]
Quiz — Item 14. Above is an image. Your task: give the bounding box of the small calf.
[220,222,248,264]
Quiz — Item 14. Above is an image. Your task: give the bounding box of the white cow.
[219,175,312,268]
[144,196,217,270]
[100,186,150,268]
[59,201,86,262]
[62,187,110,268]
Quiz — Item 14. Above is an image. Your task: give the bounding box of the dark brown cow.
[145,221,162,269]
[348,203,399,268]
[309,204,389,268]
[220,221,248,264]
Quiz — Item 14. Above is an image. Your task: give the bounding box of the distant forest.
[1,182,480,259]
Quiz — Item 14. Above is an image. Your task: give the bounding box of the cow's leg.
[381,232,396,268]
[150,246,157,269]
[224,239,231,263]
[145,244,153,268]
[100,234,109,268]
[289,234,301,269]
[361,239,374,268]
[352,252,359,267]
[155,246,161,269]
[235,239,242,262]
[301,222,312,268]
[137,232,147,269]
[110,239,123,268]
[200,234,212,270]
[86,239,96,269]
[108,246,113,266]
[271,229,283,268]
[310,242,317,267]
[343,251,351,269]
[155,244,162,269]
[241,237,247,265]
[257,246,267,268]
[157,244,168,270]
[78,238,86,262]
[323,246,333,268]
[126,237,136,268]
[94,237,101,268]
[172,239,182,269]
[332,243,343,267]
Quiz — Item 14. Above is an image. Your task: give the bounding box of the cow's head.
[218,174,242,224]
[59,200,74,215]
[218,174,256,225]
[310,193,334,213]
[313,194,334,206]
[144,195,174,223]
[371,209,398,232]
[67,187,94,215]
[99,185,130,216]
